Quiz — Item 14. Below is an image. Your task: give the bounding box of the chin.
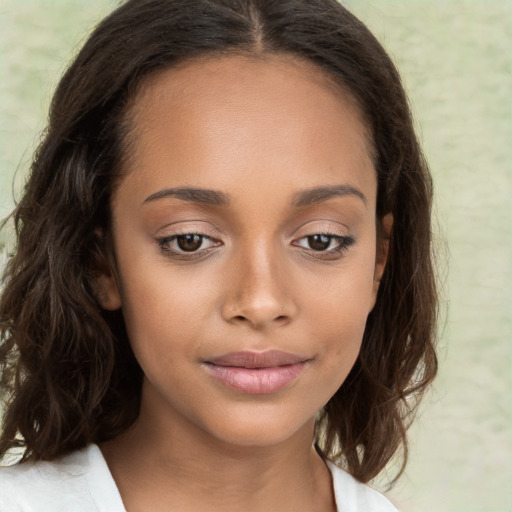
[203,407,315,449]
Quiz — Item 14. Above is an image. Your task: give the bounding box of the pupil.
[177,234,202,252]
[309,235,330,251]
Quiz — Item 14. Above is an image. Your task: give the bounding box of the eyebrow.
[143,184,367,208]
[143,187,231,206]
[291,184,367,208]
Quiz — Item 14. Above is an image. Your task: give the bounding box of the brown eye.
[293,233,356,258]
[156,232,221,259]
[307,234,331,251]
[176,234,204,252]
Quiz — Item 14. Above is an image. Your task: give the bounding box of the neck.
[100,388,335,512]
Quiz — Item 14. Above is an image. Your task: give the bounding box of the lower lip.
[204,362,307,394]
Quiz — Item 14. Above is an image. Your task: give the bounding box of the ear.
[95,269,122,311]
[371,213,393,308]
[91,230,122,311]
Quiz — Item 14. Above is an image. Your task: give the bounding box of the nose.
[221,239,297,330]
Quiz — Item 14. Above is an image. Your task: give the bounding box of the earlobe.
[371,213,393,308]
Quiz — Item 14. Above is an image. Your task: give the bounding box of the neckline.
[85,444,127,511]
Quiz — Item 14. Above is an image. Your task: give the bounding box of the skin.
[97,54,392,512]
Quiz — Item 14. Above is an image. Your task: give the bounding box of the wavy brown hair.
[0,0,437,483]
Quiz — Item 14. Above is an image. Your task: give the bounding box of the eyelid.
[288,221,355,260]
[154,220,222,238]
[292,220,350,238]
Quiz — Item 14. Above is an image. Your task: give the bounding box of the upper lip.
[206,350,309,368]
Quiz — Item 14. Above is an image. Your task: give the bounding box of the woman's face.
[100,55,389,447]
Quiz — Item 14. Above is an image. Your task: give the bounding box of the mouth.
[203,350,310,395]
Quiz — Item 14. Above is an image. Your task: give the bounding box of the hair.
[0,0,437,483]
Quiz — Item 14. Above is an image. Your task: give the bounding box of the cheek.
[304,253,376,367]
[313,297,367,370]
[116,257,221,362]
[307,253,376,323]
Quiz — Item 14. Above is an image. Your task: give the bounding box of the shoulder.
[0,447,96,511]
[0,444,125,512]
[327,461,399,512]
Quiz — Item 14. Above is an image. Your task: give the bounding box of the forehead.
[131,53,372,151]
[119,54,376,209]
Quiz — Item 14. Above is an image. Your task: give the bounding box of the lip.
[203,350,310,395]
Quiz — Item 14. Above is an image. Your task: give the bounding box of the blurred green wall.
[1,1,511,511]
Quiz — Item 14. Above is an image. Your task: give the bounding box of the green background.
[1,1,511,511]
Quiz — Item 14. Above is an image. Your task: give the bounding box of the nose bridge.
[222,233,296,328]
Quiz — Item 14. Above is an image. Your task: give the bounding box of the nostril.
[231,314,287,324]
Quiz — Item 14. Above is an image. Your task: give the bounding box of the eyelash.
[156,231,356,261]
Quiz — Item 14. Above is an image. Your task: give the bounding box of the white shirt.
[0,444,397,511]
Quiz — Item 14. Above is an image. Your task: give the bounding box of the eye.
[293,233,355,257]
[156,232,221,259]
